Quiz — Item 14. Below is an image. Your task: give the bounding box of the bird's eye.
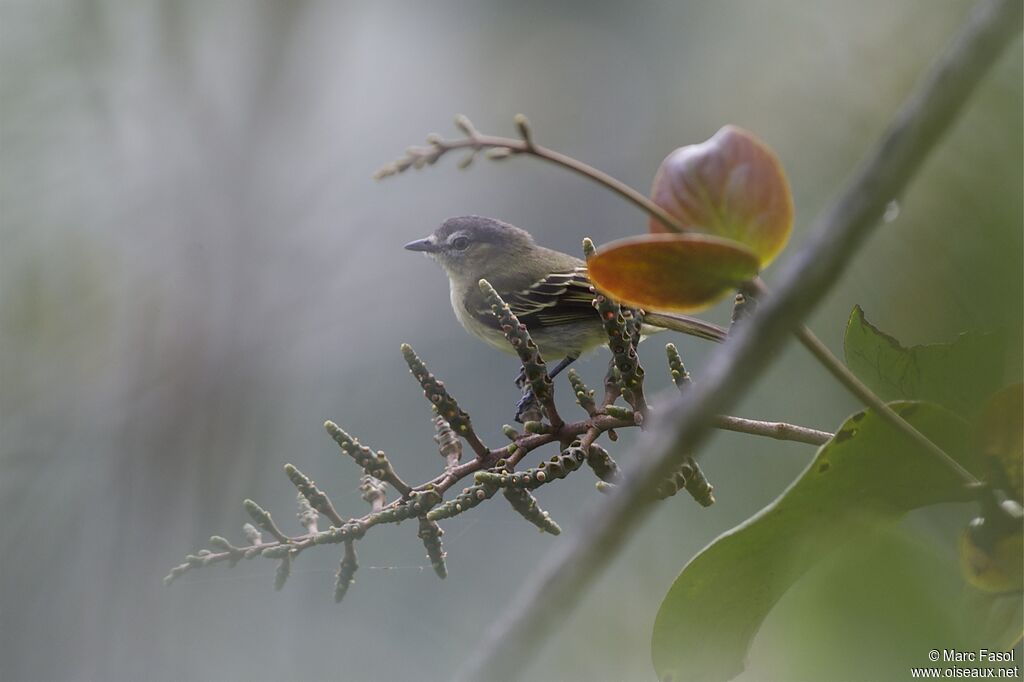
[451,236,470,251]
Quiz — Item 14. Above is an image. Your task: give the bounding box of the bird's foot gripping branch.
[164,257,830,597]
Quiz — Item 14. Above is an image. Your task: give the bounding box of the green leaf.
[752,528,1022,681]
[651,401,979,682]
[843,305,1008,415]
[587,233,760,313]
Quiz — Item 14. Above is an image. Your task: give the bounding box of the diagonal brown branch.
[456,1,1022,679]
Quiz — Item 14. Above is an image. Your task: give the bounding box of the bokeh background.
[1,1,1020,681]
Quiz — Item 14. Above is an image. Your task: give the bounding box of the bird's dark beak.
[404,237,438,253]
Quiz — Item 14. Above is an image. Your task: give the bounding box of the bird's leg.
[514,395,544,424]
[513,366,538,423]
[514,355,578,423]
[547,356,579,380]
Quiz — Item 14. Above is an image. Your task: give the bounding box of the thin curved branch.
[376,115,685,233]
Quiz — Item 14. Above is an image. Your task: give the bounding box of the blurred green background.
[1,1,1020,680]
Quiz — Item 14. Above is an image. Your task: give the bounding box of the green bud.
[604,405,635,421]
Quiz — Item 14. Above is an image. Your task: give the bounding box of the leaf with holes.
[587,233,760,312]
[651,401,979,682]
[843,305,1009,415]
[649,125,793,266]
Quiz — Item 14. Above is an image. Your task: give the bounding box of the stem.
[748,278,983,488]
[381,471,413,498]
[540,391,564,431]
[440,133,686,233]
[712,414,831,446]
[463,431,490,460]
[456,1,1021,678]
[799,324,981,482]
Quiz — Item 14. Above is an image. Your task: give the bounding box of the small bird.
[405,216,726,382]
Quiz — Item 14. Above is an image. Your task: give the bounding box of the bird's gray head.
[404,216,535,279]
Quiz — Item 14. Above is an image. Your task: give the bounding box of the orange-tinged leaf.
[959,384,1023,593]
[587,234,760,312]
[976,383,1023,503]
[959,517,1023,594]
[650,125,793,266]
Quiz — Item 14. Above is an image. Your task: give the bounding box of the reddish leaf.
[650,125,793,266]
[587,234,760,312]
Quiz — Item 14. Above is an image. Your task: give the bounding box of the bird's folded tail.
[642,311,728,343]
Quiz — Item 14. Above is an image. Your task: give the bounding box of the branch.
[479,279,563,427]
[165,343,829,592]
[376,114,686,234]
[711,414,831,446]
[456,1,1022,678]
[402,343,490,459]
[667,342,831,445]
[788,313,980,482]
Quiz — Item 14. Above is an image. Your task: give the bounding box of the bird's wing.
[474,267,599,328]
[468,266,729,343]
